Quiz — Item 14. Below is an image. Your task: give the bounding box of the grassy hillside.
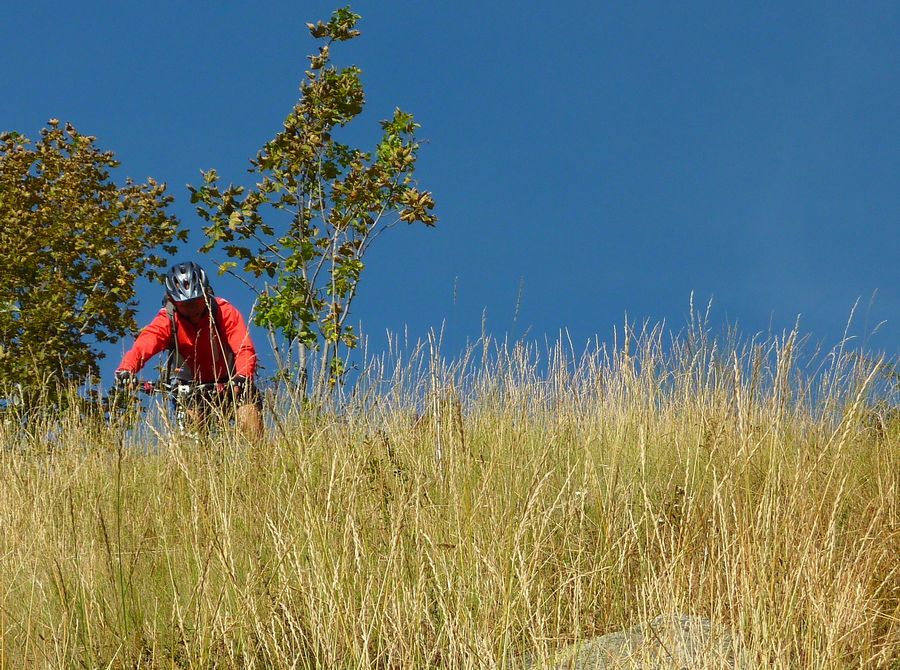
[0,326,897,668]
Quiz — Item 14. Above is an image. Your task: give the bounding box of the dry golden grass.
[0,322,897,668]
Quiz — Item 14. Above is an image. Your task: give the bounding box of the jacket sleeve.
[117,310,172,373]
[219,301,258,378]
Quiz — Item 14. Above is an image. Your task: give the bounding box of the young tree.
[190,7,437,391]
[0,121,185,393]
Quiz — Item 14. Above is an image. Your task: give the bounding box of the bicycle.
[106,377,248,437]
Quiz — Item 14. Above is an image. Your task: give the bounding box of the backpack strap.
[162,297,185,381]
[209,298,236,379]
[164,298,177,346]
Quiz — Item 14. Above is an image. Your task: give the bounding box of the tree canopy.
[0,120,185,392]
[190,6,437,389]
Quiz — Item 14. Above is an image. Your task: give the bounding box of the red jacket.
[117,297,257,381]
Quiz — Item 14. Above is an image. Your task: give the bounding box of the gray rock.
[522,614,740,670]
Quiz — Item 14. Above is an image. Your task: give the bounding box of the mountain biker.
[113,261,263,439]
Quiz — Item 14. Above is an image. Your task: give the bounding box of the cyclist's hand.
[231,375,247,391]
[231,375,253,403]
[114,369,136,392]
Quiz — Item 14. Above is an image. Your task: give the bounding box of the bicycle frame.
[109,379,235,435]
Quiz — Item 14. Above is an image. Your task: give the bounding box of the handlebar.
[137,379,233,395]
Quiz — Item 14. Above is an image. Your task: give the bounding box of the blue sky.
[3,1,898,380]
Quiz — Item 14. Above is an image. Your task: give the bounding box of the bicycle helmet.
[165,262,213,302]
